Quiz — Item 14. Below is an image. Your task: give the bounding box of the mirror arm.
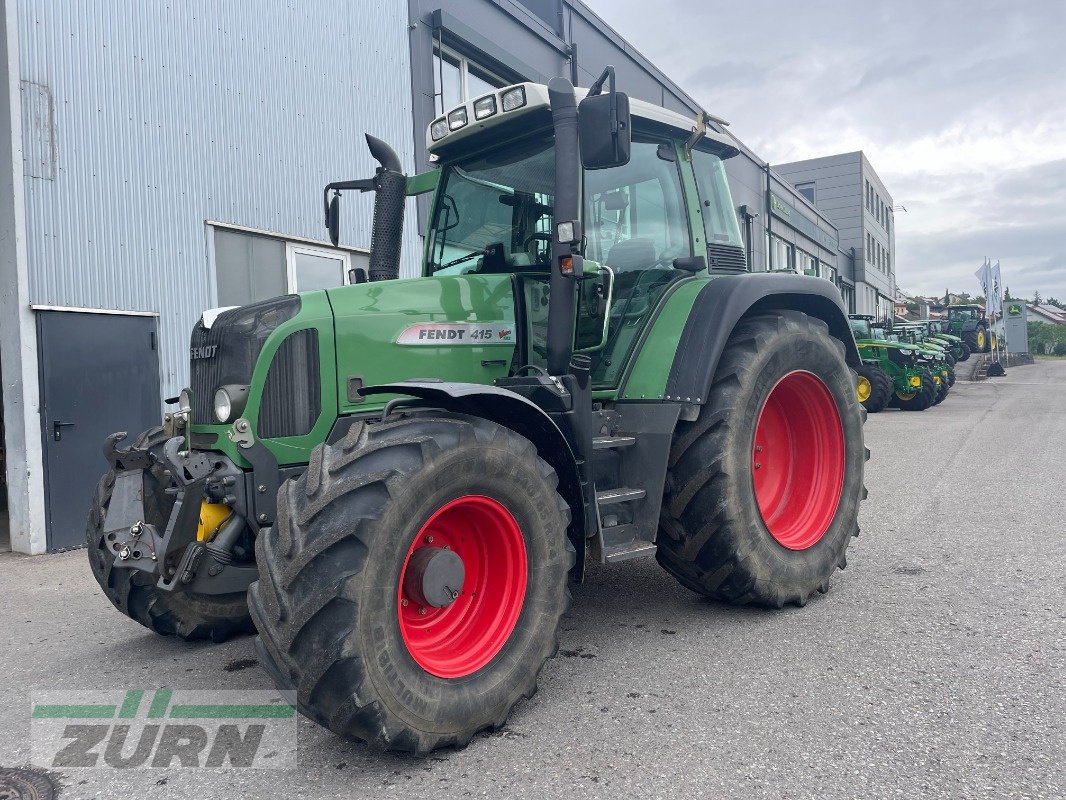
[321,178,377,226]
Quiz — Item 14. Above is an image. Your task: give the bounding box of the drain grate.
[0,769,56,800]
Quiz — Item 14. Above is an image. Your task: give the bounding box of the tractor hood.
[186,274,519,468]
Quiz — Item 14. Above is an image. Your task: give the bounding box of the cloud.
[584,0,1066,300]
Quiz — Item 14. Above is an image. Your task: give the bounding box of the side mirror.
[327,193,341,246]
[579,92,631,170]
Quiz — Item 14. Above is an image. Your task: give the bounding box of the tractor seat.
[606,238,657,273]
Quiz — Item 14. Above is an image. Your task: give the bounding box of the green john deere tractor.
[88,71,867,753]
[946,304,994,353]
[849,316,936,412]
[925,319,970,362]
[892,325,951,404]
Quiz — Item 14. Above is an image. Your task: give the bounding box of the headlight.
[447,107,468,130]
[178,389,192,414]
[213,384,249,423]
[473,94,496,120]
[501,86,526,111]
[430,118,449,141]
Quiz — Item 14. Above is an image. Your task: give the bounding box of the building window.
[286,243,351,293]
[865,179,870,210]
[796,249,817,275]
[770,235,793,271]
[213,226,366,307]
[433,44,508,115]
[796,182,815,204]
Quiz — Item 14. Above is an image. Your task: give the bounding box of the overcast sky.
[584,0,1066,302]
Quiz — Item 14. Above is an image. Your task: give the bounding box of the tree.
[1028,321,1066,355]
[1033,290,1042,304]
[1004,286,1012,300]
[1048,297,1065,310]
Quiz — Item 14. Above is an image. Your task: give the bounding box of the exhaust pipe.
[365,134,406,282]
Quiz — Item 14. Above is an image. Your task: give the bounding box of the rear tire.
[857,364,892,413]
[656,311,866,608]
[958,343,971,361]
[249,414,573,753]
[86,426,255,642]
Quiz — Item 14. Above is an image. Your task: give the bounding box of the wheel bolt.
[754,462,762,470]
[418,607,426,615]
[401,598,408,607]
[425,535,434,544]
[755,445,763,453]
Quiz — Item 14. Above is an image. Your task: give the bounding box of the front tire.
[857,364,892,413]
[893,374,936,411]
[958,343,971,361]
[656,311,866,608]
[249,414,573,753]
[86,426,255,642]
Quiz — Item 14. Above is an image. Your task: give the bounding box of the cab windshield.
[949,307,979,321]
[427,135,555,275]
[849,319,872,339]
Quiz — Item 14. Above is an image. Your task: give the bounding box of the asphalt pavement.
[1,360,1063,799]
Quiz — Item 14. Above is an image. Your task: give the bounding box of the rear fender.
[358,381,587,578]
[664,273,860,404]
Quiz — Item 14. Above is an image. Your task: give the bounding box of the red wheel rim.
[751,371,845,550]
[398,495,527,678]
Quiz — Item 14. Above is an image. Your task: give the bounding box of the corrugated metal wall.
[17,0,418,396]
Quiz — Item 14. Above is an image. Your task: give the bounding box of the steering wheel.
[522,231,553,251]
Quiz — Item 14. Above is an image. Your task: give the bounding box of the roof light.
[473,94,497,120]
[447,107,468,130]
[430,118,449,141]
[501,86,526,112]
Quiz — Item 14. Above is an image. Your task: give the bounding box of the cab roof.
[427,81,740,160]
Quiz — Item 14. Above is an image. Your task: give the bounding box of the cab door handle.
[53,421,76,441]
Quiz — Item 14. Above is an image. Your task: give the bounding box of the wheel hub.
[402,546,465,608]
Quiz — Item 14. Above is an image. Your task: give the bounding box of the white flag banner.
[974,260,992,303]
[990,261,1003,315]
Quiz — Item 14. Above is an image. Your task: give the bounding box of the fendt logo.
[190,345,219,360]
[31,689,296,770]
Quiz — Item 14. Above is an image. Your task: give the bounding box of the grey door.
[37,311,161,551]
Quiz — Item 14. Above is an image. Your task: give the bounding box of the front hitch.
[101,437,256,595]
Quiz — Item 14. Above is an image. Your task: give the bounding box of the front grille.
[258,329,321,439]
[189,296,300,423]
[707,242,747,274]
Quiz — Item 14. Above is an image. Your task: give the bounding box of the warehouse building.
[776,152,897,319]
[1,0,846,553]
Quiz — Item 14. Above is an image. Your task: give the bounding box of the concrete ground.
[1,360,1063,799]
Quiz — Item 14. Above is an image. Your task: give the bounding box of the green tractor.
[925,319,970,362]
[849,315,937,412]
[88,72,867,753]
[892,325,952,403]
[946,304,994,353]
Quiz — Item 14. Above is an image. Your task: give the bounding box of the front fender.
[359,381,587,577]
